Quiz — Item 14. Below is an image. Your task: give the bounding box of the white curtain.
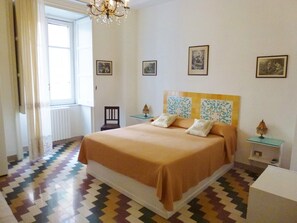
[15,0,53,161]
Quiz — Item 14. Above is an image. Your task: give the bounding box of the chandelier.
[87,0,130,24]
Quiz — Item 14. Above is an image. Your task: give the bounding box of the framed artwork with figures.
[188,45,209,76]
[256,55,288,78]
[96,60,112,76]
[142,60,157,76]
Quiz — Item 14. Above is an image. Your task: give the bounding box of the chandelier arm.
[114,14,124,17]
[109,1,125,17]
[88,4,105,16]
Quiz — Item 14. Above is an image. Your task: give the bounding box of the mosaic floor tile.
[0,141,258,223]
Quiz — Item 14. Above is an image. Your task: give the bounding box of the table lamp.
[256,119,268,139]
[143,104,149,117]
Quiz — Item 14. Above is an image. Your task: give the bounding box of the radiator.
[51,108,71,141]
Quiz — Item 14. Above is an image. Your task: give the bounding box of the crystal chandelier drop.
[87,0,130,24]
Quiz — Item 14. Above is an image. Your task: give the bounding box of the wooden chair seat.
[101,123,120,131]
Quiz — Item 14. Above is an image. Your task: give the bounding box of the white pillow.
[186,119,214,137]
[151,113,177,128]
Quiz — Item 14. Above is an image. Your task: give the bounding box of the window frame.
[46,18,76,106]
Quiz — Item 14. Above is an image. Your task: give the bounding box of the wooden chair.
[101,106,120,131]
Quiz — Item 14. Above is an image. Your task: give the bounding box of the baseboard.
[53,136,83,146]
[7,137,82,162]
[234,161,265,175]
[7,155,17,163]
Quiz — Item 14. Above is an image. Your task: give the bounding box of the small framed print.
[96,60,112,75]
[188,45,209,76]
[142,60,157,76]
[256,55,288,78]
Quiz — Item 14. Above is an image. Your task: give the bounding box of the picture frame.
[96,60,112,76]
[188,45,209,76]
[256,55,288,78]
[142,60,157,76]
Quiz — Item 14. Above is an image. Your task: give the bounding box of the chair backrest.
[104,106,120,125]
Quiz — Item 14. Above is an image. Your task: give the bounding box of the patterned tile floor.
[0,141,258,223]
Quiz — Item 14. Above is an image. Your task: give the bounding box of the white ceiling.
[45,0,175,20]
[74,0,174,9]
[45,5,86,20]
[129,0,174,9]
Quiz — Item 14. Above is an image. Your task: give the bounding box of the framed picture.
[142,60,157,76]
[96,60,112,75]
[256,55,288,78]
[188,45,209,75]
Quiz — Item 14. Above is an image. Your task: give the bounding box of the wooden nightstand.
[247,136,284,167]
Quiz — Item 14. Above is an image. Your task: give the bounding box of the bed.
[78,91,240,219]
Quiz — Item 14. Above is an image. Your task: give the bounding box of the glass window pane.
[48,48,72,101]
[47,18,75,105]
[48,23,70,48]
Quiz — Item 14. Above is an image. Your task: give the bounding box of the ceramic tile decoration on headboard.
[164,91,240,127]
[200,99,233,125]
[167,96,192,118]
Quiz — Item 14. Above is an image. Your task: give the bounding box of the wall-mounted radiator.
[51,108,71,141]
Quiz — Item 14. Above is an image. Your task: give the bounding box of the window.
[47,19,75,105]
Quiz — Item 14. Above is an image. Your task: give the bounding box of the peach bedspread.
[78,123,236,211]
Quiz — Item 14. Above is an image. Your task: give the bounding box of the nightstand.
[247,136,284,167]
[130,114,154,121]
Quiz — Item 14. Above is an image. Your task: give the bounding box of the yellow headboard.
[163,91,240,127]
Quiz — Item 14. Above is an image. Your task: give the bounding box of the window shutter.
[75,17,94,107]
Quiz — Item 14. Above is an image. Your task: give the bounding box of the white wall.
[119,13,138,126]
[69,106,93,138]
[136,0,297,168]
[92,11,138,131]
[92,23,121,131]
[2,0,297,169]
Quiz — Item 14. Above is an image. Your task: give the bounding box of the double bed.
[78,91,240,219]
